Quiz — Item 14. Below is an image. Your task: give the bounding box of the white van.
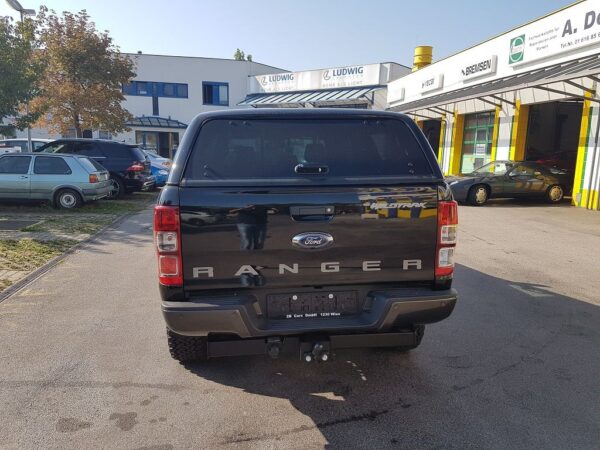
[0,139,53,153]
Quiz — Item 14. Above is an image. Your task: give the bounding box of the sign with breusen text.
[460,55,497,81]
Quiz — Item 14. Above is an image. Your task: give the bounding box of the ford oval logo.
[292,232,334,250]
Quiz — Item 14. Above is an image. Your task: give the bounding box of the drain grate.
[0,220,41,231]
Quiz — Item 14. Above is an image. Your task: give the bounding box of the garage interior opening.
[525,101,583,191]
[422,120,441,154]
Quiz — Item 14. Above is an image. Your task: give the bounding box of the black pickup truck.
[154,109,458,363]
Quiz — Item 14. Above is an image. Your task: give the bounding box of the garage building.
[387,0,600,210]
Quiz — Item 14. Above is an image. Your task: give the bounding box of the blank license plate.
[267,291,358,319]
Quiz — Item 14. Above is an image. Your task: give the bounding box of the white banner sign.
[250,64,382,93]
[420,74,443,93]
[508,3,600,66]
[387,84,405,102]
[460,55,497,81]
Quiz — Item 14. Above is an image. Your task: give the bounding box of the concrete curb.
[0,210,143,304]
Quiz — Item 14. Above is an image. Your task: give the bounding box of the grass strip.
[0,239,77,272]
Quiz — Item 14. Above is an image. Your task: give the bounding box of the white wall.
[581,106,600,205]
[441,117,453,174]
[496,115,512,160]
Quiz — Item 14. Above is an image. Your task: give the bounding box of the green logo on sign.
[509,34,525,64]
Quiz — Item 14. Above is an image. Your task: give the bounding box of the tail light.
[89,174,99,183]
[435,200,458,279]
[127,162,145,172]
[154,205,182,286]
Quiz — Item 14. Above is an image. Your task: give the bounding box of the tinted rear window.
[129,146,147,161]
[101,143,144,160]
[33,156,72,175]
[183,119,434,183]
[78,157,105,172]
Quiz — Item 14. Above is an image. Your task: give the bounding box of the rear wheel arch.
[51,184,84,200]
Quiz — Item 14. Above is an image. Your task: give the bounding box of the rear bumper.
[152,170,169,186]
[162,288,457,338]
[82,184,111,201]
[125,175,156,192]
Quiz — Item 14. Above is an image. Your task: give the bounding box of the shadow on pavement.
[79,211,154,255]
[180,264,600,449]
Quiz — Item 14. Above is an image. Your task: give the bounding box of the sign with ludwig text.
[460,55,497,81]
[249,64,382,93]
[420,74,443,93]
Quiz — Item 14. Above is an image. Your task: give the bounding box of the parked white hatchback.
[0,153,112,209]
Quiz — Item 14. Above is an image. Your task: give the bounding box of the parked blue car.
[142,150,172,186]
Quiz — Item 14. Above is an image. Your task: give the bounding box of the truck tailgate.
[180,185,438,291]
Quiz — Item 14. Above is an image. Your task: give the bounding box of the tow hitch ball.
[303,343,330,363]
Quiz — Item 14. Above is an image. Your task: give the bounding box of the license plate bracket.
[267,291,358,319]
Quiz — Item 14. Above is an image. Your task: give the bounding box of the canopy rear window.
[183,118,434,184]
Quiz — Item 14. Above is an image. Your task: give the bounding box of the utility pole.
[5,0,36,152]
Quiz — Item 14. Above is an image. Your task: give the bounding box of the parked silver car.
[0,153,112,209]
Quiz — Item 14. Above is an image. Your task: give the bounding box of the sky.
[0,0,577,71]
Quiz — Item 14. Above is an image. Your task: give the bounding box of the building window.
[203,82,229,106]
[62,128,77,138]
[461,111,495,173]
[136,82,149,95]
[98,130,112,140]
[163,83,175,97]
[176,84,188,98]
[122,82,136,95]
[122,81,188,98]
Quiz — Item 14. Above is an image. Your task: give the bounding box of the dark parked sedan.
[447,160,571,206]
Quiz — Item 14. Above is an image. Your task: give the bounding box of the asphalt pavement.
[1,200,599,449]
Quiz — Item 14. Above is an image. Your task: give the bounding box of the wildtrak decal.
[364,202,426,209]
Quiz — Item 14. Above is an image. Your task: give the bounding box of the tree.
[0,16,42,135]
[233,48,245,61]
[233,49,254,62]
[30,8,135,137]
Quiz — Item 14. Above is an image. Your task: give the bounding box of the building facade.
[114,54,286,157]
[387,0,600,210]
[9,56,407,159]
[8,54,286,158]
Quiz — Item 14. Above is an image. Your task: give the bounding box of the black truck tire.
[167,329,208,363]
[107,176,125,199]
